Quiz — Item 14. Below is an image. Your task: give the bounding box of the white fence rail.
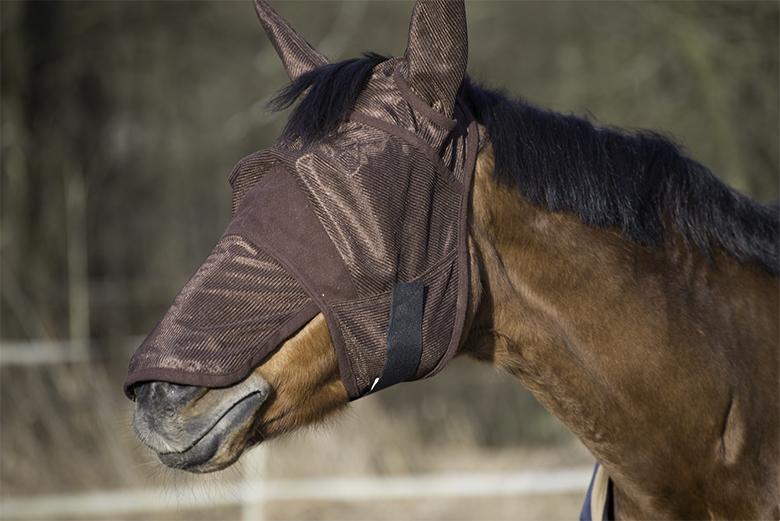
[0,338,143,365]
[0,467,593,520]
[0,339,92,365]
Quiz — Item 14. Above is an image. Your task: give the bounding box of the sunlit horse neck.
[465,145,778,520]
[455,75,779,520]
[450,70,780,519]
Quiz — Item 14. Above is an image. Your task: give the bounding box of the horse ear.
[253,0,328,81]
[402,0,468,118]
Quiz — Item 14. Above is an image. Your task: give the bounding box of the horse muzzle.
[131,373,270,473]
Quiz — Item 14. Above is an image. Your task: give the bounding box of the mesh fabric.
[126,50,478,400]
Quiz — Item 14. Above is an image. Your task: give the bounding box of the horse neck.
[463,147,780,520]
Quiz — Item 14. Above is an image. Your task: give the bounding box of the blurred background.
[1,1,777,520]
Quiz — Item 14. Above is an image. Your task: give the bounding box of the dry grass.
[0,347,591,520]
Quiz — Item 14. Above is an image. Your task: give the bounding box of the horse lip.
[156,392,265,472]
[157,390,265,456]
[134,373,270,455]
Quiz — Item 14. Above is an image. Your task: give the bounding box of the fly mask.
[125,0,478,400]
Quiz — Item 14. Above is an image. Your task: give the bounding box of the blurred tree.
[2,1,777,343]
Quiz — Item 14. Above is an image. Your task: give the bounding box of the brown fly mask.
[128,0,479,471]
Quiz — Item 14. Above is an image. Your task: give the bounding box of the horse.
[127,1,780,519]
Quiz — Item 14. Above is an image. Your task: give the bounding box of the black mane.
[271,56,780,275]
[268,53,387,144]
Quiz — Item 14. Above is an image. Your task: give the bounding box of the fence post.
[241,444,268,521]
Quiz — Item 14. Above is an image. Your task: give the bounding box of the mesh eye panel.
[126,235,317,389]
[294,123,462,298]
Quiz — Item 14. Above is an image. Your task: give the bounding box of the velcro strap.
[370,280,424,393]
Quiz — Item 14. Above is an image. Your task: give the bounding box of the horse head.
[128,0,479,473]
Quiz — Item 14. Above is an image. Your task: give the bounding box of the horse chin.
[155,392,265,473]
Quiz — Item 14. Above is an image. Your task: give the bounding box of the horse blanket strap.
[580,463,615,521]
[124,56,479,401]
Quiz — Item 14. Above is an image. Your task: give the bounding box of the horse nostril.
[133,381,205,408]
[132,381,153,403]
[160,382,207,406]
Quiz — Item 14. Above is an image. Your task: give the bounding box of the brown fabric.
[125,0,476,400]
[402,0,467,118]
[125,235,320,389]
